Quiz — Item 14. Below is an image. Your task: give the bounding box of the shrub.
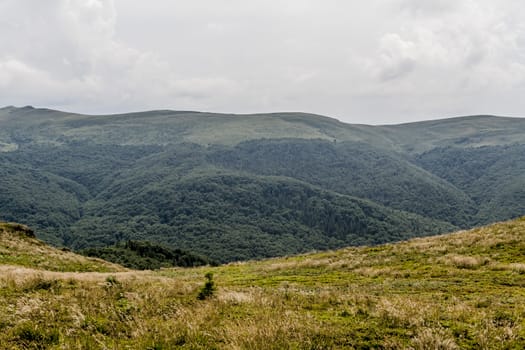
[105,275,120,286]
[197,272,216,300]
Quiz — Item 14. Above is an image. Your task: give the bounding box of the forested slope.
[1,106,524,261]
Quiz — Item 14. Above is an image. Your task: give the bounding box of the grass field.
[1,218,525,348]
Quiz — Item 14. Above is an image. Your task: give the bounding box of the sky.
[1,0,525,124]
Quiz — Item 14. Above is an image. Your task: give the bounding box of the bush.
[197,272,216,300]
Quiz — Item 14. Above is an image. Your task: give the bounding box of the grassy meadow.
[2,218,525,348]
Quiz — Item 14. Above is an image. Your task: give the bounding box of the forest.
[1,106,524,262]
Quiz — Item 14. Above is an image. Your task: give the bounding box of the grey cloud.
[371,33,417,81]
[378,58,416,81]
[0,0,242,113]
[1,0,525,123]
[367,1,525,91]
[395,0,459,16]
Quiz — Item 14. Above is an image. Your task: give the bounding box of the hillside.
[377,115,525,153]
[1,218,525,348]
[0,106,389,147]
[1,106,525,260]
[0,222,122,272]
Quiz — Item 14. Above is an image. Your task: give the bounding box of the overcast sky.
[1,0,525,124]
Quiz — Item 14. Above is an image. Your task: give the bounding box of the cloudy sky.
[1,0,525,124]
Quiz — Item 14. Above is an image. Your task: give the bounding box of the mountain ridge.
[0,106,524,262]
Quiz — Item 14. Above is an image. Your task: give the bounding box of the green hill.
[208,139,476,226]
[0,222,122,272]
[1,218,525,348]
[69,172,454,262]
[377,115,525,153]
[416,144,525,224]
[1,106,525,260]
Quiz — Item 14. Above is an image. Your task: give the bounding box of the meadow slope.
[1,218,525,348]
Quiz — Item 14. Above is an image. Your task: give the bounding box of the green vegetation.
[208,139,476,226]
[1,218,525,348]
[1,106,525,261]
[197,272,216,300]
[80,240,215,269]
[68,170,454,262]
[416,144,525,225]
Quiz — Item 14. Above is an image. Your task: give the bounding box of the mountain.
[377,115,525,153]
[1,218,525,348]
[0,106,525,261]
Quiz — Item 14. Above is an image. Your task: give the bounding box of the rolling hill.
[1,106,525,261]
[0,222,122,272]
[1,218,525,348]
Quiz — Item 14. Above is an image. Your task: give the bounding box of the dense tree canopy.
[1,107,524,262]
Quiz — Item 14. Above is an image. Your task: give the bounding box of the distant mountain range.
[1,106,524,262]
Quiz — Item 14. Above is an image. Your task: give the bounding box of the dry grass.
[441,254,490,269]
[1,218,525,348]
[410,327,459,350]
[509,263,525,274]
[0,222,123,272]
